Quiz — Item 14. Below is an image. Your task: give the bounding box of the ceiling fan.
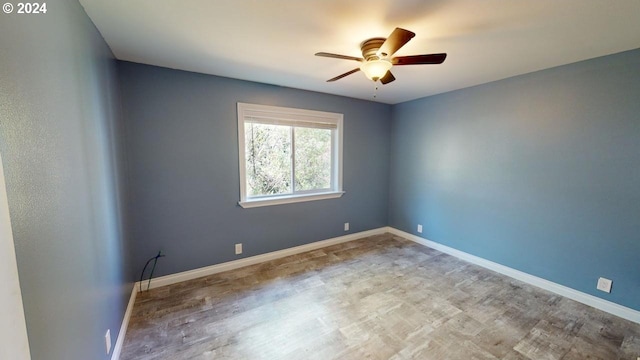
[315,27,447,84]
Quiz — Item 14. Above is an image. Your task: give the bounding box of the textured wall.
[118,62,391,278]
[389,49,640,310]
[0,1,131,359]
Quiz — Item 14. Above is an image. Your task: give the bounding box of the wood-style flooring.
[121,233,640,359]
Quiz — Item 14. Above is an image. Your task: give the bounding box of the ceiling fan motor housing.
[360,38,386,60]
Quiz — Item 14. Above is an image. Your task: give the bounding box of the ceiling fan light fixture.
[316,27,446,85]
[360,59,392,81]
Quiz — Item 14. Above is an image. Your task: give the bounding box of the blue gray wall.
[0,1,131,359]
[2,5,636,357]
[117,62,391,277]
[389,49,640,311]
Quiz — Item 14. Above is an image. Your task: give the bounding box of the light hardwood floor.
[121,233,640,359]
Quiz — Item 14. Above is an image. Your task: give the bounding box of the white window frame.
[237,102,344,208]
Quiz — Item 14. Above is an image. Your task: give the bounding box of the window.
[237,103,344,208]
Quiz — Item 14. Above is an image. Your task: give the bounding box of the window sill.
[239,191,345,209]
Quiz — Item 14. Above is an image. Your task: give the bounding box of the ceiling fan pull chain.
[373,83,379,98]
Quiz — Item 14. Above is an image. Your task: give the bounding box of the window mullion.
[290,126,296,194]
[330,130,338,189]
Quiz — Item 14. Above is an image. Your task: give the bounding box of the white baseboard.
[386,227,640,324]
[114,227,384,358]
[111,283,137,360]
[136,227,388,291]
[116,223,638,359]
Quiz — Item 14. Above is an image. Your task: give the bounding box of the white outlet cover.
[235,243,242,255]
[417,224,423,233]
[344,222,349,231]
[597,277,612,293]
[105,329,111,355]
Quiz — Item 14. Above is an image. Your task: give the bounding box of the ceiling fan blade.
[380,71,395,85]
[392,53,447,65]
[377,28,415,58]
[326,68,360,82]
[315,52,364,62]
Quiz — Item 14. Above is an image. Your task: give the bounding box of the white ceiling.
[80,0,640,104]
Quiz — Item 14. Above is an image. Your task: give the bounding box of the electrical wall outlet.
[417,224,423,233]
[235,243,242,255]
[105,329,111,355]
[597,277,612,293]
[344,222,349,231]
